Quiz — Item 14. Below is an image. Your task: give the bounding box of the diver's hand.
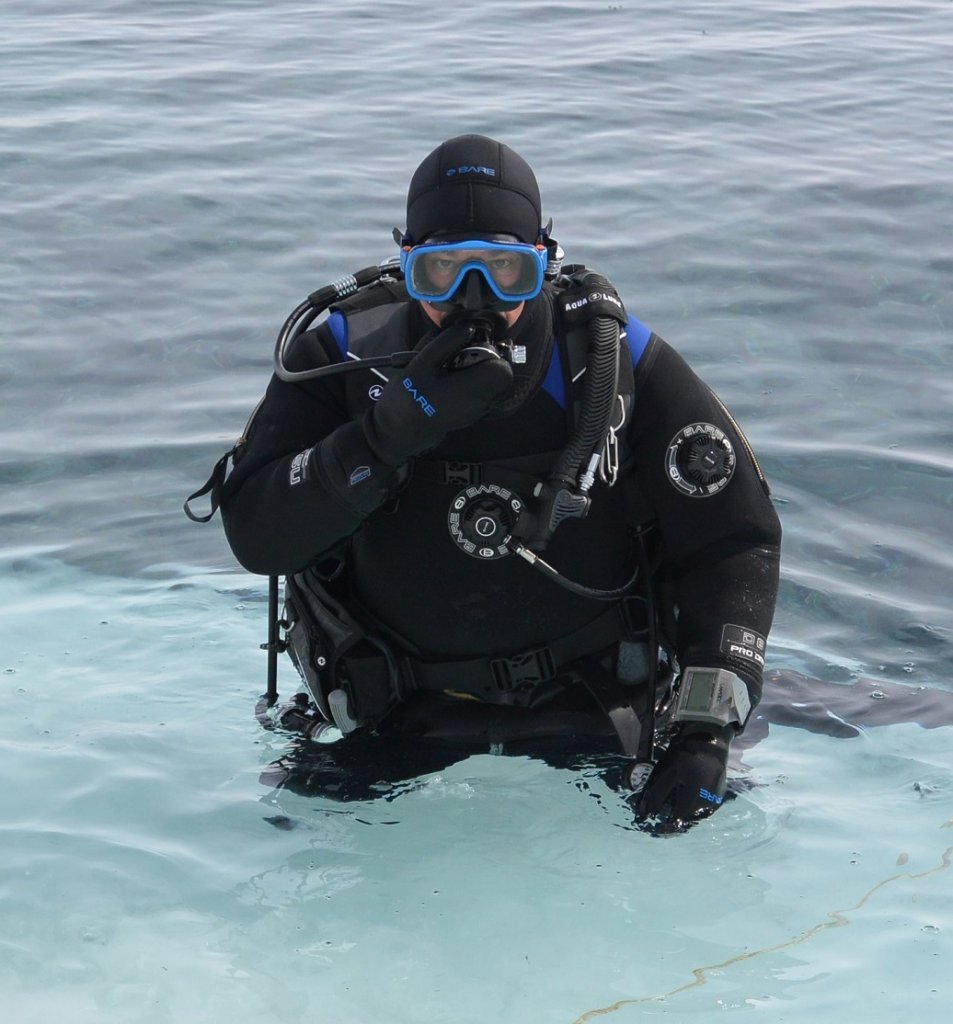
[362,320,513,466]
[632,725,732,835]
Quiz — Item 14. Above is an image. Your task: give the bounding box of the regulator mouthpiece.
[443,304,523,369]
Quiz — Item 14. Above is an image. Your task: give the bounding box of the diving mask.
[400,238,548,305]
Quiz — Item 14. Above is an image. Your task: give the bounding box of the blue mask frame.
[400,239,548,303]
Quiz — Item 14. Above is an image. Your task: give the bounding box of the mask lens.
[402,241,546,303]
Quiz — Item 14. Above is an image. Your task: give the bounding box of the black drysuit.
[220,281,781,740]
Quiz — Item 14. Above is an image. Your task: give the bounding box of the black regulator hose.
[507,311,621,553]
[511,544,640,600]
[274,264,416,383]
[552,314,620,488]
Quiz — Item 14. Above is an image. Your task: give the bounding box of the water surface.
[2,1,952,1020]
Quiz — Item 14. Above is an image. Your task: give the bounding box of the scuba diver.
[186,134,783,833]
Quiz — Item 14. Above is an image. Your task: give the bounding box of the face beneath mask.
[420,300,525,329]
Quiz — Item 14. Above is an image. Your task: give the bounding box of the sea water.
[2,1,952,1021]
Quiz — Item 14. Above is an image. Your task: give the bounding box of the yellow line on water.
[571,839,953,1023]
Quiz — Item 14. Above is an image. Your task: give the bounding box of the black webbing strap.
[579,665,652,759]
[183,448,236,523]
[403,604,626,702]
[412,453,559,492]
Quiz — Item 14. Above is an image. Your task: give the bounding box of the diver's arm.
[628,336,781,832]
[629,335,781,706]
[219,328,403,576]
[220,319,514,577]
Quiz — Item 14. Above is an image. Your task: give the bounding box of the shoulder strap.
[183,447,236,523]
[183,394,266,523]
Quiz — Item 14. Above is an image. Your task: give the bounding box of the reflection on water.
[1,560,951,1021]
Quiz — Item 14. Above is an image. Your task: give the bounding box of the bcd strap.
[285,567,649,726]
[284,570,403,729]
[403,603,630,704]
[412,452,559,493]
[579,662,654,760]
[184,396,263,523]
[182,447,236,523]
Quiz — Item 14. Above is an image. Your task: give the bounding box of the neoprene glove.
[632,724,732,835]
[362,320,514,467]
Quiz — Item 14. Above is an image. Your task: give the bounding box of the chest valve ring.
[447,484,523,560]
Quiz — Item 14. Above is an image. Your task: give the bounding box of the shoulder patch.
[326,311,348,359]
[624,314,652,366]
[665,423,736,497]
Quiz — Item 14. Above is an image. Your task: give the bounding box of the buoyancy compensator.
[185,247,652,714]
[271,251,634,598]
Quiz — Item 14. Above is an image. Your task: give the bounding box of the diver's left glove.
[632,724,732,835]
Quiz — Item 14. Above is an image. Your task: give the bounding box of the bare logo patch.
[666,423,736,498]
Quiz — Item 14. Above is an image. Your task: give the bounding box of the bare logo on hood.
[445,165,496,178]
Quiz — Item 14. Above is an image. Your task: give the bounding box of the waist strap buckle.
[490,646,557,692]
[444,461,483,486]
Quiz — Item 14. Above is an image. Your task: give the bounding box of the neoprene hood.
[405,134,542,245]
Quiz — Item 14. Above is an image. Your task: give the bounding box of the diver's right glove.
[362,319,514,466]
[310,322,511,523]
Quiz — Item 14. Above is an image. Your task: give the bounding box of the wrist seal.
[671,667,752,731]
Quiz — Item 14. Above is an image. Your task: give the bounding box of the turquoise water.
[2,1,952,1020]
